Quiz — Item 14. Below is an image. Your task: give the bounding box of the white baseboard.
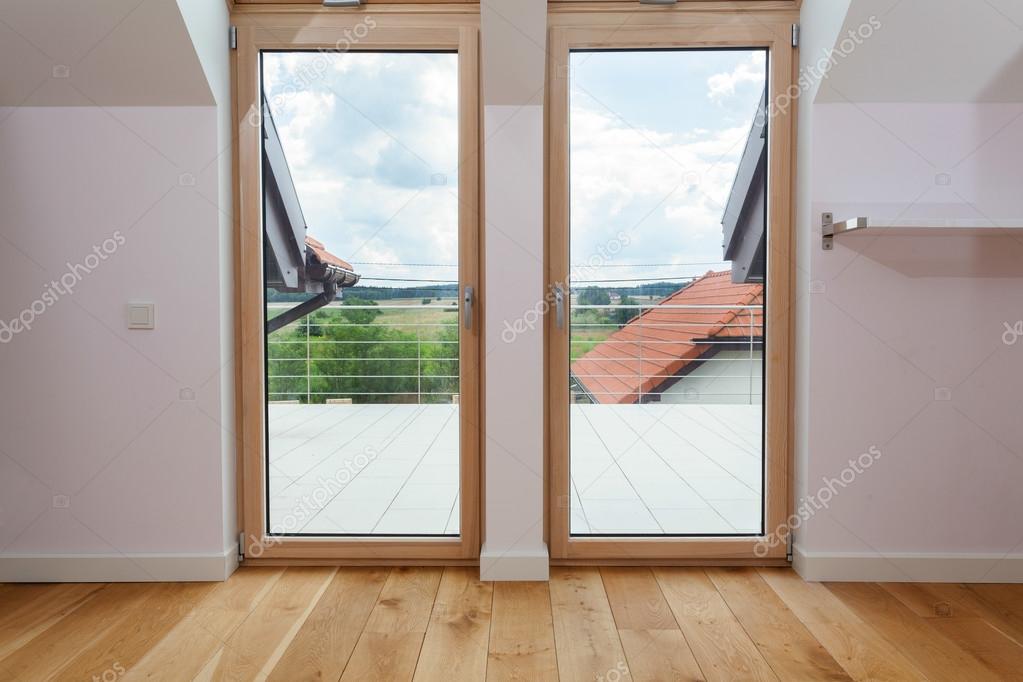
[480,543,549,581]
[793,547,1023,582]
[0,545,239,582]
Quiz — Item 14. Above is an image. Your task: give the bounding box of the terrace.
[268,402,761,536]
[266,295,763,536]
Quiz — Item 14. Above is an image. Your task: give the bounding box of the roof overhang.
[721,88,767,284]
[262,98,359,295]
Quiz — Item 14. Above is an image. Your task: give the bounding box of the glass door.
[237,18,480,560]
[548,22,793,561]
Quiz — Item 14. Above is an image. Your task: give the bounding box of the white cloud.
[262,51,763,288]
[568,89,752,281]
[707,54,766,103]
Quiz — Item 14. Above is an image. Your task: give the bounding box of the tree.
[339,296,381,325]
[615,294,641,325]
[578,286,610,306]
[267,306,461,405]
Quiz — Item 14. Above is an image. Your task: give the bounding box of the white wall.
[175,0,237,559]
[0,0,235,581]
[794,0,1023,582]
[4,0,1022,584]
[479,0,549,581]
[660,351,763,405]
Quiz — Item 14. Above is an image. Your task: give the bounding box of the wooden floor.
[1,567,1022,681]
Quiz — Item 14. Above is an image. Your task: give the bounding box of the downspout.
[266,281,338,334]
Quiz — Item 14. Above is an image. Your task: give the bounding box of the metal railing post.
[748,308,754,405]
[262,303,468,403]
[306,314,311,404]
[638,301,644,404]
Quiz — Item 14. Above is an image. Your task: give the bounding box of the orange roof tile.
[305,235,355,273]
[570,270,763,404]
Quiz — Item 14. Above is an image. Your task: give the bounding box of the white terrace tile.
[685,475,760,501]
[570,508,591,534]
[575,470,639,501]
[581,500,661,534]
[711,499,763,533]
[332,475,406,501]
[390,483,458,510]
[358,457,421,478]
[269,403,765,536]
[651,508,735,535]
[306,498,391,534]
[622,477,708,509]
[404,463,459,485]
[445,495,460,535]
[375,508,454,535]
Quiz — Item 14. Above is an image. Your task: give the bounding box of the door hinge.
[237,531,245,562]
[791,23,800,48]
[229,25,238,50]
[786,532,794,562]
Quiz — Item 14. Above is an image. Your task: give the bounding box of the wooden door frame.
[233,7,482,562]
[545,6,798,562]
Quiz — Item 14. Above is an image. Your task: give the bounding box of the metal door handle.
[463,286,474,330]
[554,285,565,329]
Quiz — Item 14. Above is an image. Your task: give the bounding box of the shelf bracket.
[822,213,870,250]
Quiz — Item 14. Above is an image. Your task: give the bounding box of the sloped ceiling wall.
[819,0,1023,104]
[0,0,213,106]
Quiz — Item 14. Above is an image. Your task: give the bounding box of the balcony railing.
[265,299,762,407]
[267,302,459,405]
[569,302,764,405]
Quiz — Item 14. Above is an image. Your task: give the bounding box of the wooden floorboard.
[758,567,928,681]
[0,582,103,661]
[413,567,493,681]
[707,568,851,681]
[487,581,559,680]
[340,567,442,682]
[654,567,778,681]
[826,581,1005,682]
[51,582,215,682]
[600,567,705,681]
[267,567,387,682]
[2,566,1023,681]
[550,567,631,681]
[125,567,286,682]
[0,583,155,681]
[200,566,337,681]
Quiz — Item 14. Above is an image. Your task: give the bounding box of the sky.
[262,49,766,289]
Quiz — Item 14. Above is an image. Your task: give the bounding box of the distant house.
[570,270,763,405]
[570,91,767,405]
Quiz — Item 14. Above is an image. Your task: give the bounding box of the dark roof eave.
[307,262,360,289]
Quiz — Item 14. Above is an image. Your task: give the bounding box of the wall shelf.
[821,213,1020,250]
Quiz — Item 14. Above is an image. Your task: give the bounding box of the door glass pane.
[568,49,767,536]
[261,51,461,537]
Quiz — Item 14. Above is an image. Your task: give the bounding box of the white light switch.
[127,302,155,330]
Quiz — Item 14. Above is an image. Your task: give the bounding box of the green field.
[266,298,459,404]
[266,293,641,402]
